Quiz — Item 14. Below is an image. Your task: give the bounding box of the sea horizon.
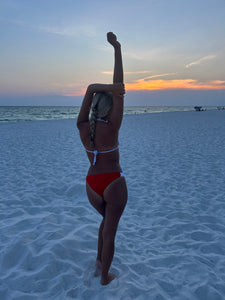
[0,105,220,123]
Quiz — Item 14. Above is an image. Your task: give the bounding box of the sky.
[0,0,225,106]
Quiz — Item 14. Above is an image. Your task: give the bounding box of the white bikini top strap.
[98,145,119,154]
[96,118,109,123]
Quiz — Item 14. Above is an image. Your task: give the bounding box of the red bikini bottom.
[86,172,124,197]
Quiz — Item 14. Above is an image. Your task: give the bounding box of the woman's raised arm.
[107,32,124,84]
[77,32,125,130]
[107,32,125,130]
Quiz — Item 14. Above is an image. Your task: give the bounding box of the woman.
[77,32,127,285]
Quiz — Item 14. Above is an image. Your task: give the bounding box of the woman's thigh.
[104,176,128,206]
[86,182,105,217]
[102,176,128,236]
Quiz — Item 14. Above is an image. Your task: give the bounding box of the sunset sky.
[0,0,225,105]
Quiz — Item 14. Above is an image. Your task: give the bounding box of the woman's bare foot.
[101,273,115,285]
[94,260,102,277]
[107,32,120,48]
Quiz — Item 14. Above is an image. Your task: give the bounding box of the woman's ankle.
[101,273,115,285]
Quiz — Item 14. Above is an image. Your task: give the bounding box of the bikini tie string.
[93,150,98,165]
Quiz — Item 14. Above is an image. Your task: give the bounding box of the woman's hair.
[89,91,113,148]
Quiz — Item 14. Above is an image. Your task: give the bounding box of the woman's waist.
[87,161,122,176]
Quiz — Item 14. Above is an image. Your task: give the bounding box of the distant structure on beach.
[217,106,225,110]
[194,106,205,111]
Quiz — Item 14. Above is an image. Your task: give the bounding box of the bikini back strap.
[85,144,119,166]
[98,145,119,154]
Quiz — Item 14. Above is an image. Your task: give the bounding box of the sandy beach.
[1,110,225,300]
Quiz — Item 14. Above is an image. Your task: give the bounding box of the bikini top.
[96,118,108,123]
[85,118,119,165]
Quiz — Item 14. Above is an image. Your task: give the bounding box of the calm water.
[0,106,217,123]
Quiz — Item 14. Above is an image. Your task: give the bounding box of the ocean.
[0,106,217,123]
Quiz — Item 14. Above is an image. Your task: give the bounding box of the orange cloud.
[126,79,225,91]
[63,89,86,97]
[51,82,86,96]
[53,78,225,97]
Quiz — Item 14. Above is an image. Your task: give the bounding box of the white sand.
[0,110,225,300]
